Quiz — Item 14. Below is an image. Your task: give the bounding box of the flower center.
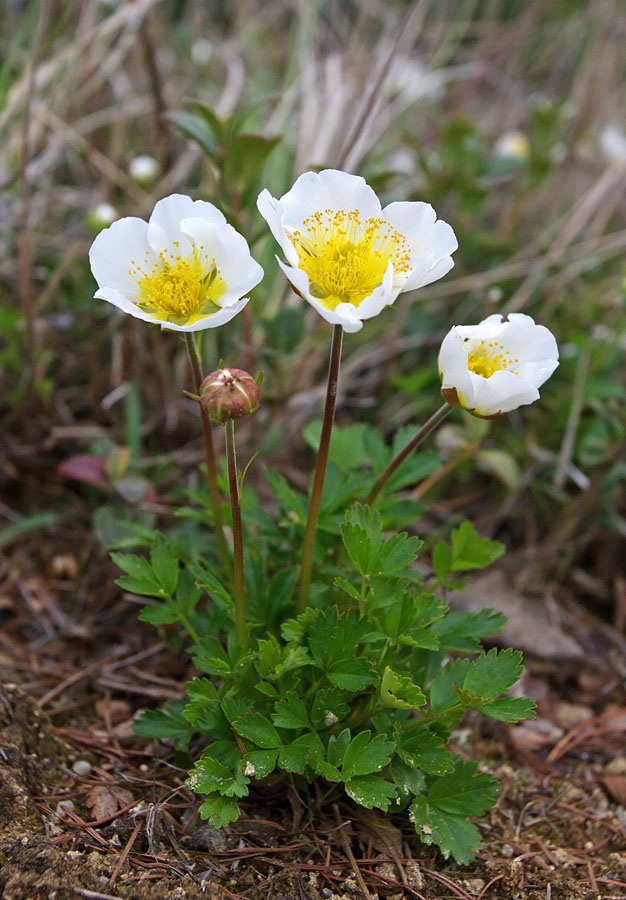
[288,210,411,310]
[466,340,519,378]
[129,244,226,325]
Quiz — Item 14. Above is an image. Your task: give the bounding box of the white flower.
[438,314,559,418]
[89,194,263,332]
[257,169,457,333]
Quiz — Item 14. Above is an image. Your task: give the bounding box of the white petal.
[149,193,226,234]
[381,203,457,292]
[438,328,475,403]
[95,286,163,325]
[164,297,250,332]
[257,189,299,266]
[147,195,226,259]
[469,370,540,416]
[89,217,153,297]
[278,169,382,231]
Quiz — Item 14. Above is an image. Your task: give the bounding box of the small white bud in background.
[324,710,339,727]
[128,154,160,187]
[85,202,118,234]
[599,125,626,167]
[191,38,213,66]
[493,130,530,162]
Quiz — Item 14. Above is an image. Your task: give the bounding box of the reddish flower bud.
[199,368,260,425]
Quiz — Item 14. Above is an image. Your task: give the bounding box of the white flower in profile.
[438,314,559,418]
[89,194,263,331]
[257,169,457,333]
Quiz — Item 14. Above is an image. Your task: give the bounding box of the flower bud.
[199,368,260,425]
[128,154,160,186]
[85,202,118,234]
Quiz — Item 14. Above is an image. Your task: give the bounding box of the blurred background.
[1,0,625,643]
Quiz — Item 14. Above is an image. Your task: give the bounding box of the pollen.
[288,209,411,310]
[129,246,227,326]
[466,339,519,378]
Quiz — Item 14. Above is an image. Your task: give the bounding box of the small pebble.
[56,800,75,816]
[72,760,92,776]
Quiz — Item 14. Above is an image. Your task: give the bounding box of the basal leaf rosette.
[89,194,263,331]
[438,313,559,418]
[257,169,457,333]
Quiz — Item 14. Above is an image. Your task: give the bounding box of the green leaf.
[198,795,241,828]
[429,658,470,712]
[242,749,278,779]
[410,796,482,864]
[462,648,523,699]
[340,521,373,576]
[222,134,281,187]
[138,604,179,625]
[278,733,325,774]
[312,758,342,782]
[150,535,179,596]
[187,756,230,793]
[264,468,307,522]
[450,521,505,572]
[234,713,282,749]
[395,729,455,776]
[390,757,426,796]
[166,110,219,161]
[271,692,311,730]
[111,552,154,581]
[427,760,498,817]
[327,728,351,768]
[116,574,162,597]
[342,731,395,779]
[475,697,536,722]
[254,638,283,679]
[381,667,426,710]
[333,576,361,601]
[303,422,370,470]
[133,702,191,740]
[326,657,377,691]
[345,775,397,810]
[310,688,349,729]
[431,609,506,652]
[371,533,423,575]
[176,567,202,615]
[432,540,453,580]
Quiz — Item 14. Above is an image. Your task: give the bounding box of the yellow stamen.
[129,245,226,326]
[288,209,411,310]
[466,339,519,378]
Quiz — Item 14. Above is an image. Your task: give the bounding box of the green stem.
[366,403,452,505]
[184,332,230,572]
[225,419,248,650]
[166,597,199,643]
[297,324,344,615]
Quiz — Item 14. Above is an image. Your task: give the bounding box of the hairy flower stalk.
[366,403,452,505]
[225,419,247,649]
[185,334,229,571]
[297,324,343,614]
[200,368,260,649]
